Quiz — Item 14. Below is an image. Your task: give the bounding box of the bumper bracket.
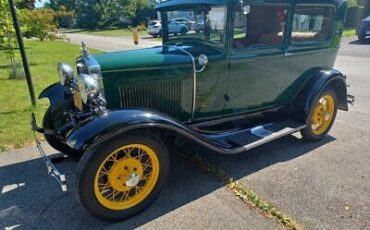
[31,113,67,192]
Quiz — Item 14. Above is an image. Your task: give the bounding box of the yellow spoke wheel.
[94,144,160,210]
[310,95,335,135]
[301,88,338,142]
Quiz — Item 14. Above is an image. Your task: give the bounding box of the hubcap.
[310,95,335,135]
[94,144,160,210]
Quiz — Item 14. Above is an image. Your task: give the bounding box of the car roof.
[155,0,225,10]
[156,0,345,10]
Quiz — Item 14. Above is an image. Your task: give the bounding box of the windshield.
[164,5,226,47]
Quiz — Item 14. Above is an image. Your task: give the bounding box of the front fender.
[39,82,70,107]
[39,82,74,130]
[65,109,226,153]
[292,68,348,123]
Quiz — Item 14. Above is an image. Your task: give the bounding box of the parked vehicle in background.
[356,16,370,42]
[194,17,205,33]
[32,0,353,222]
[148,20,162,37]
[173,17,196,30]
[148,20,188,37]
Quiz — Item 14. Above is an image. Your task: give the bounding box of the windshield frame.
[160,4,228,49]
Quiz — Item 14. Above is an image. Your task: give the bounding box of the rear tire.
[43,107,80,156]
[300,88,338,142]
[76,133,170,221]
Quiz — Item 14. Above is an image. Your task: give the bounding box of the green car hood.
[93,43,223,73]
[94,46,193,73]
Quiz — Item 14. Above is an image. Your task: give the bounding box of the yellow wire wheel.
[301,88,337,141]
[310,95,336,135]
[77,133,169,221]
[94,144,160,210]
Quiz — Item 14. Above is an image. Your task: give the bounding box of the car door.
[225,2,292,115]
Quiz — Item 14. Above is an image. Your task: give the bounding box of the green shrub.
[19,8,58,41]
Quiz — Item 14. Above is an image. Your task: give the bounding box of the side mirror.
[237,1,251,15]
[196,54,208,73]
[243,5,251,15]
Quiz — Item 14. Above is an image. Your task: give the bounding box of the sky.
[35,0,48,8]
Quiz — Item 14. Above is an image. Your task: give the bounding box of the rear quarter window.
[291,5,335,44]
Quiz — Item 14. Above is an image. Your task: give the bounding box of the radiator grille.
[118,80,183,115]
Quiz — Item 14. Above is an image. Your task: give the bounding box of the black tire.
[43,107,79,155]
[76,133,170,221]
[180,27,187,35]
[300,88,338,142]
[358,34,366,42]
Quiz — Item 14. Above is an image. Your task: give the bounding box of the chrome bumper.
[348,94,355,106]
[31,113,67,192]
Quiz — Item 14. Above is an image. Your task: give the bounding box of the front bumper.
[31,113,68,192]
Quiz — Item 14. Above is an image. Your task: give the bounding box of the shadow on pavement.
[349,39,370,45]
[0,135,334,229]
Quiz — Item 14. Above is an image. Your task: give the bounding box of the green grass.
[0,40,100,152]
[62,27,148,37]
[343,28,356,37]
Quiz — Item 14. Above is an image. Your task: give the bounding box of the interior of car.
[233,4,334,49]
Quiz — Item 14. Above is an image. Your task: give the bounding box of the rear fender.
[292,68,348,123]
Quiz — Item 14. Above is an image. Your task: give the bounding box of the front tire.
[76,133,169,221]
[300,88,338,142]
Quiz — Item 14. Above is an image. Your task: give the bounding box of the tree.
[75,0,153,29]
[16,0,36,9]
[0,0,17,61]
[47,0,76,11]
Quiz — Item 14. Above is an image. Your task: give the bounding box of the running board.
[202,121,306,153]
[243,124,306,151]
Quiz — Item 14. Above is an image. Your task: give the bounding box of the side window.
[233,5,288,49]
[291,5,334,43]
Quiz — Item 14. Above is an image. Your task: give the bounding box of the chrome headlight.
[57,63,74,85]
[78,74,100,103]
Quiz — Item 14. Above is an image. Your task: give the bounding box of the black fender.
[39,82,74,130]
[65,109,233,154]
[39,82,71,107]
[292,68,348,124]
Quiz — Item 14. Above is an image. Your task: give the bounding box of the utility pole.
[8,0,37,107]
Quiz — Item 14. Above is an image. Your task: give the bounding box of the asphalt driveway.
[0,37,369,230]
[64,33,161,52]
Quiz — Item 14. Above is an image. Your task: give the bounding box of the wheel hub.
[109,158,143,192]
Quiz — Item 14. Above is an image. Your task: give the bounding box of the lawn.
[0,40,100,152]
[343,28,356,37]
[62,27,148,37]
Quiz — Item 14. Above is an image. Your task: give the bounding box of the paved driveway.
[0,37,369,230]
[64,33,161,52]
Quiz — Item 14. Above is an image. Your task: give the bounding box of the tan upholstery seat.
[256,32,284,45]
[291,32,318,42]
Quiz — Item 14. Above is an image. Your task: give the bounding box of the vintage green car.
[32,0,353,221]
